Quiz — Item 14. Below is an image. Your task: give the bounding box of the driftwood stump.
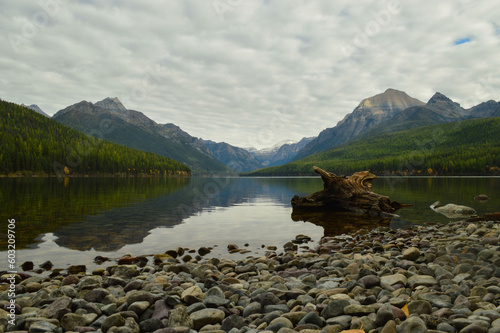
[291,166,409,217]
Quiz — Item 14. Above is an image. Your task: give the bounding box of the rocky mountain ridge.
[21,104,50,117]
[46,88,500,173]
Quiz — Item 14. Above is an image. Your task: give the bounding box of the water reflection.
[291,210,392,237]
[0,176,498,273]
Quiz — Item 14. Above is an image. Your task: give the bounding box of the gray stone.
[128,301,150,316]
[358,275,380,288]
[269,317,293,329]
[84,288,110,303]
[264,304,289,313]
[61,313,86,332]
[102,313,126,333]
[139,319,163,332]
[460,321,489,333]
[419,294,452,308]
[251,292,281,308]
[190,308,226,330]
[101,303,117,316]
[297,311,324,327]
[399,316,427,333]
[402,247,421,261]
[451,318,475,331]
[123,317,140,333]
[38,296,73,320]
[187,302,207,315]
[436,322,455,333]
[242,302,262,317]
[168,305,194,329]
[487,328,500,333]
[321,299,350,319]
[376,303,394,326]
[408,300,433,315]
[281,311,307,325]
[221,314,245,332]
[28,320,59,333]
[408,275,437,288]
[380,319,397,333]
[125,290,154,305]
[182,285,205,304]
[343,304,377,315]
[325,315,352,330]
[204,295,230,308]
[151,299,169,320]
[60,285,78,298]
[381,273,408,286]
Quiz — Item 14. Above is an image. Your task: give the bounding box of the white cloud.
[1,0,499,148]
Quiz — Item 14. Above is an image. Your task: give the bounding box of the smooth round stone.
[343,304,376,316]
[460,321,489,333]
[358,275,380,288]
[380,274,408,287]
[408,275,438,288]
[402,247,421,261]
[321,300,350,319]
[399,315,427,333]
[128,301,150,315]
[168,305,193,329]
[190,308,225,330]
[61,313,86,332]
[269,317,294,329]
[375,303,394,326]
[101,313,126,333]
[181,286,205,304]
[436,322,456,333]
[325,315,353,330]
[242,302,262,317]
[298,311,324,327]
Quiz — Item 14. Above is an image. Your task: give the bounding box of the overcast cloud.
[1,0,499,148]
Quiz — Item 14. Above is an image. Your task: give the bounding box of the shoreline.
[1,219,500,333]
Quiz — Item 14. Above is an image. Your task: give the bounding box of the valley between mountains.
[2,88,499,176]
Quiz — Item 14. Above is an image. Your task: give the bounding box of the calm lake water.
[1,176,498,274]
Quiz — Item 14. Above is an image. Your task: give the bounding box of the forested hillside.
[0,100,191,177]
[243,118,500,176]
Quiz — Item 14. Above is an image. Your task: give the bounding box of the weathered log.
[291,166,410,217]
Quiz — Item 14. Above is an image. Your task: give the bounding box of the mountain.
[0,100,191,176]
[247,138,315,167]
[294,88,425,160]
[53,98,232,175]
[425,92,465,118]
[21,104,49,117]
[244,117,500,177]
[157,123,213,156]
[202,140,264,172]
[355,92,470,139]
[94,97,128,112]
[465,100,500,119]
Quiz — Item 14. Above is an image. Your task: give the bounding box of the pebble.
[1,220,500,333]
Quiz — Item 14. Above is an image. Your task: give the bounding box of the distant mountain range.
[244,117,500,176]
[293,89,499,162]
[52,97,315,173]
[244,88,500,176]
[21,104,50,117]
[22,88,500,175]
[246,138,315,167]
[0,100,190,177]
[52,98,232,175]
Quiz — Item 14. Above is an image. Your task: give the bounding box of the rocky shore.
[1,219,500,333]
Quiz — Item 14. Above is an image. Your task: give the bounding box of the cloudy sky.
[1,0,499,148]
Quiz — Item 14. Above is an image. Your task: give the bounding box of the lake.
[1,176,498,274]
